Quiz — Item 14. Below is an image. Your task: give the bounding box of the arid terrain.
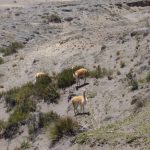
[0,0,150,150]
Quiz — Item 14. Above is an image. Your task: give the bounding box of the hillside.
[0,0,150,150]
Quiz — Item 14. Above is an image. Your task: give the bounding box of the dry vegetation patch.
[0,42,24,56]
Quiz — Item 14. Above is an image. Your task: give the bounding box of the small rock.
[32,59,39,64]
[0,85,4,88]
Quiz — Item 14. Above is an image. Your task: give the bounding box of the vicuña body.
[72,67,88,87]
[71,90,88,115]
[35,72,49,82]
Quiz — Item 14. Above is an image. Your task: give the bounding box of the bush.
[130,80,139,91]
[0,120,5,133]
[3,122,19,139]
[43,83,60,103]
[42,13,61,23]
[146,73,150,82]
[35,75,52,85]
[49,116,79,145]
[0,57,4,64]
[57,68,75,89]
[3,78,58,110]
[39,111,59,128]
[126,72,138,91]
[8,106,29,125]
[4,82,35,109]
[0,42,24,56]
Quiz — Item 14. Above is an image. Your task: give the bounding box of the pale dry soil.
[0,0,150,149]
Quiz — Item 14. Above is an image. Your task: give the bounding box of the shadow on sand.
[76,83,89,90]
[75,112,90,116]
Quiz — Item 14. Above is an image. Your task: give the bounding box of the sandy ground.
[0,0,78,8]
[0,0,150,149]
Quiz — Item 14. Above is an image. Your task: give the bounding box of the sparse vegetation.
[49,116,79,145]
[89,65,113,79]
[14,142,29,150]
[42,13,61,23]
[116,51,120,56]
[8,106,29,125]
[117,70,121,75]
[4,82,35,110]
[126,71,138,91]
[0,42,24,56]
[75,103,150,147]
[120,61,125,68]
[3,76,59,110]
[0,120,5,133]
[0,57,4,64]
[146,73,150,82]
[39,111,59,128]
[20,140,30,150]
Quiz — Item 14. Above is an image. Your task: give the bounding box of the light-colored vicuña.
[71,90,88,115]
[35,72,49,82]
[72,67,88,87]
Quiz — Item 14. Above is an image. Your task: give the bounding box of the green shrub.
[39,111,59,128]
[20,140,30,149]
[28,124,36,135]
[130,80,139,91]
[43,83,60,103]
[57,68,75,89]
[36,75,52,85]
[8,107,29,125]
[49,116,79,145]
[4,82,35,109]
[0,57,4,64]
[0,120,5,132]
[34,76,53,98]
[0,42,24,56]
[146,73,150,82]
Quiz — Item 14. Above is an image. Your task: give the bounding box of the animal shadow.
[75,112,90,116]
[76,83,89,90]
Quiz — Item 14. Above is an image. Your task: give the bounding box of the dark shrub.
[4,82,35,110]
[49,116,79,145]
[47,14,61,23]
[3,122,19,139]
[43,83,60,103]
[39,111,59,128]
[57,68,75,89]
